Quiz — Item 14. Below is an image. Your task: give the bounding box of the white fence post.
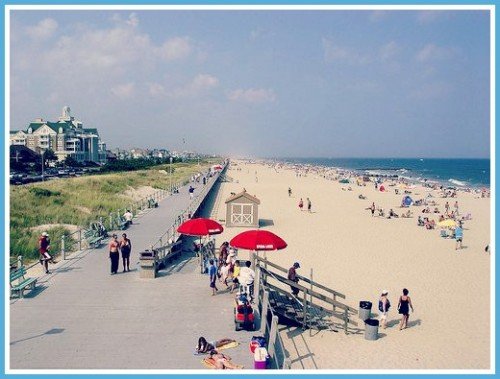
[61,235,66,260]
[268,315,279,358]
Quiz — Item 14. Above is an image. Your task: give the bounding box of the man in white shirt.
[238,260,255,301]
[123,210,133,226]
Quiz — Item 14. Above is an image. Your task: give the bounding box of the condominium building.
[10,106,107,164]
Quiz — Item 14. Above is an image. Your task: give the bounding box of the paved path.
[9,174,256,370]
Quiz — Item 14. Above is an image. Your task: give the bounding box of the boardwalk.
[9,175,256,370]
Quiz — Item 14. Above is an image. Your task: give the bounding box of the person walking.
[209,259,218,296]
[370,202,376,217]
[287,262,300,296]
[288,187,292,197]
[109,234,120,275]
[120,233,132,272]
[455,223,463,250]
[307,198,312,212]
[189,186,195,199]
[445,201,450,215]
[454,201,460,215]
[298,198,304,211]
[378,290,391,329]
[397,288,414,330]
[38,232,54,274]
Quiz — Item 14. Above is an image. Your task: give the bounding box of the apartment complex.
[10,106,107,164]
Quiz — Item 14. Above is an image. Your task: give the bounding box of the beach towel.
[201,357,244,369]
[217,341,239,350]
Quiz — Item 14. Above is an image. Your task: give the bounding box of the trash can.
[364,318,379,341]
[254,347,268,369]
[139,250,157,279]
[359,301,372,321]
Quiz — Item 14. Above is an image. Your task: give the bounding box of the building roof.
[225,190,261,204]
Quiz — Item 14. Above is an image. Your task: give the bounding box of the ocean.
[279,158,491,188]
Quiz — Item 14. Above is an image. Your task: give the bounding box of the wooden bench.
[10,266,37,298]
[84,229,104,248]
[117,216,129,230]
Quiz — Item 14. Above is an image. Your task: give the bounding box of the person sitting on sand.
[195,337,237,354]
[439,214,445,222]
[378,208,385,217]
[417,216,424,226]
[388,209,399,218]
[433,207,440,214]
[401,210,412,218]
[359,194,366,200]
[208,350,243,369]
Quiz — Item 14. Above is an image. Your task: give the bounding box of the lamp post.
[41,150,45,182]
[169,156,173,193]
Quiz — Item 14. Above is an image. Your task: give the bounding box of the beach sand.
[210,160,491,370]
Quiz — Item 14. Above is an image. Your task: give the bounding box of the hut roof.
[225,191,261,204]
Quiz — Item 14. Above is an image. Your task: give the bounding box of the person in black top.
[398,288,414,330]
[287,262,300,296]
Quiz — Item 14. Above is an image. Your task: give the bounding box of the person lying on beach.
[207,350,243,369]
[195,337,237,354]
[433,207,440,213]
[359,194,367,200]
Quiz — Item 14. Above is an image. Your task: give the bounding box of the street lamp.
[41,150,45,182]
[169,156,173,193]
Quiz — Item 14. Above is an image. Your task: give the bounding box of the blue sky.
[9,9,490,158]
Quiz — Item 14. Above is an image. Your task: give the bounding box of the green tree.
[64,155,78,167]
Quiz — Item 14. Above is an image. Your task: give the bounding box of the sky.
[9,9,491,158]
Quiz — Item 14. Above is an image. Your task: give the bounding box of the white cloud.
[157,36,192,62]
[25,18,58,40]
[322,37,370,65]
[170,74,219,98]
[126,13,139,28]
[111,82,135,99]
[416,43,457,63]
[379,41,399,61]
[227,88,276,103]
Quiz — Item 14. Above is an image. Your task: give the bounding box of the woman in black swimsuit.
[398,288,414,330]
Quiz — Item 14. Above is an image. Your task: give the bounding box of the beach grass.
[10,160,216,261]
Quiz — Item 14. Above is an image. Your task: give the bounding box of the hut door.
[231,203,253,225]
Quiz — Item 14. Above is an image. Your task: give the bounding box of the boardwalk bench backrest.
[10,267,28,284]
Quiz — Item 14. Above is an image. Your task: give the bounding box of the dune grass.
[10,160,216,260]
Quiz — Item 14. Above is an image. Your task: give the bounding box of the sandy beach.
[210,159,491,370]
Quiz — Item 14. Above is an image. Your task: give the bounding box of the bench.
[10,266,37,298]
[117,216,129,230]
[84,229,104,248]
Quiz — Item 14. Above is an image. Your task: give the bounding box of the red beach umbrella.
[177,217,224,237]
[230,230,287,251]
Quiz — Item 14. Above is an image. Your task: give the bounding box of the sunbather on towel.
[207,351,243,369]
[195,337,237,354]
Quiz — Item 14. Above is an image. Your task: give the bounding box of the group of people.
[378,288,415,331]
[195,337,242,369]
[108,233,132,274]
[208,242,256,299]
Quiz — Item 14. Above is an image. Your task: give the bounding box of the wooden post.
[109,214,113,230]
[268,315,279,358]
[260,290,269,334]
[78,229,82,251]
[17,255,23,269]
[303,289,308,330]
[310,268,313,337]
[344,308,349,335]
[254,268,261,309]
[333,294,337,314]
[61,235,66,260]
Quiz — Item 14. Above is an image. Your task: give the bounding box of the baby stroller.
[234,290,255,331]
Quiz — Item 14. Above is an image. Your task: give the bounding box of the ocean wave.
[448,178,467,187]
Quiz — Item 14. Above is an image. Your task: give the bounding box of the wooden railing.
[253,255,358,334]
